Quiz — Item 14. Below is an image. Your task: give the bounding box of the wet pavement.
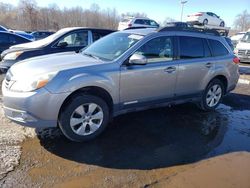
[0,65,250,187]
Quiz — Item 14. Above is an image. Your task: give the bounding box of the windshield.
[13,28,73,48]
[241,32,250,43]
[83,32,144,61]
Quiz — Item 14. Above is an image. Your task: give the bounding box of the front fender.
[45,68,120,104]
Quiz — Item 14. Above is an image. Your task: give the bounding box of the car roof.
[0,31,31,40]
[121,28,157,36]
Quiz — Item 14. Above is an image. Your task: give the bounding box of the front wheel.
[199,79,224,111]
[58,94,109,142]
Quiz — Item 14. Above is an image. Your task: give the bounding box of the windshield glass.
[83,32,144,61]
[13,28,73,48]
[241,32,250,43]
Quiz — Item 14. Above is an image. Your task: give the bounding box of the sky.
[1,0,250,27]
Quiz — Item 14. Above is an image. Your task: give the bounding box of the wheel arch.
[207,75,228,94]
[58,86,114,121]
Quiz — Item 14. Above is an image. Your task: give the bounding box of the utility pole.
[180,0,188,22]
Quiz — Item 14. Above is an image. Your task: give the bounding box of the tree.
[233,10,250,31]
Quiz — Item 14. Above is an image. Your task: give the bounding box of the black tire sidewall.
[58,95,109,142]
[220,22,225,27]
[203,19,208,25]
[200,79,224,111]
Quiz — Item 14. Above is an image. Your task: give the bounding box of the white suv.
[118,17,159,30]
[187,12,225,27]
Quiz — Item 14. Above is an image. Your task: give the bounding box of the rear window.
[179,36,204,59]
[208,39,229,57]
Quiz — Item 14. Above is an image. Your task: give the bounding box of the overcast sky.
[1,0,250,27]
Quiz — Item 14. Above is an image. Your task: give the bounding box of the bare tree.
[233,10,250,31]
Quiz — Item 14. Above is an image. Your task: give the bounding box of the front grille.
[238,49,250,56]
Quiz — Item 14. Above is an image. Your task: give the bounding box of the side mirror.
[57,41,68,48]
[129,54,147,65]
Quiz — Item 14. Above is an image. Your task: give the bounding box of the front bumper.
[238,55,250,63]
[2,84,70,128]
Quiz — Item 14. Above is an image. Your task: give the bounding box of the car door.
[206,12,215,25]
[52,30,90,53]
[0,33,11,53]
[120,36,178,108]
[175,36,214,97]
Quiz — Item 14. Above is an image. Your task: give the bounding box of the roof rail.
[124,26,155,30]
[158,26,220,36]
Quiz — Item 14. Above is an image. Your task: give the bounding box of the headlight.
[10,72,58,92]
[3,51,23,60]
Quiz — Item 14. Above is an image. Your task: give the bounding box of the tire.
[220,21,225,27]
[58,94,109,142]
[199,79,225,111]
[203,19,208,25]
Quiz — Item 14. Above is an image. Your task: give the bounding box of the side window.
[150,20,158,26]
[208,39,229,57]
[58,31,88,47]
[134,19,144,25]
[179,36,204,59]
[92,32,105,42]
[203,39,212,57]
[143,20,150,25]
[10,35,28,44]
[135,36,174,63]
[0,33,9,43]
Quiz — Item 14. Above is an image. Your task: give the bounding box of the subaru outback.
[2,27,239,142]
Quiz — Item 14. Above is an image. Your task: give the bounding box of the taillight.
[233,56,240,64]
[128,23,132,27]
[194,13,203,16]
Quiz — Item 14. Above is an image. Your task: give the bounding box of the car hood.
[236,42,250,50]
[9,52,105,79]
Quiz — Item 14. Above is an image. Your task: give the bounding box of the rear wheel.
[59,94,109,142]
[199,79,224,111]
[203,19,208,25]
[220,21,225,27]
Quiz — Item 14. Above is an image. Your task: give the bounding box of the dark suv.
[0,27,114,73]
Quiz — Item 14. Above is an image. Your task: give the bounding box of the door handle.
[205,62,213,68]
[164,66,176,73]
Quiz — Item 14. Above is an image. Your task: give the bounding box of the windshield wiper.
[82,52,100,60]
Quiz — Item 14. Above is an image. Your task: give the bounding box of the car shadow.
[37,104,233,170]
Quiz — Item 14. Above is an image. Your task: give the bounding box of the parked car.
[0,27,114,72]
[9,30,35,41]
[118,17,159,30]
[31,31,55,40]
[2,27,239,142]
[187,12,225,27]
[230,32,246,47]
[235,30,250,63]
[0,25,8,31]
[0,31,31,54]
[164,22,191,28]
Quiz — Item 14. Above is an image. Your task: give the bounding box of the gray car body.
[2,29,239,128]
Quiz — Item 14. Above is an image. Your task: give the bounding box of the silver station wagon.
[2,27,239,142]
